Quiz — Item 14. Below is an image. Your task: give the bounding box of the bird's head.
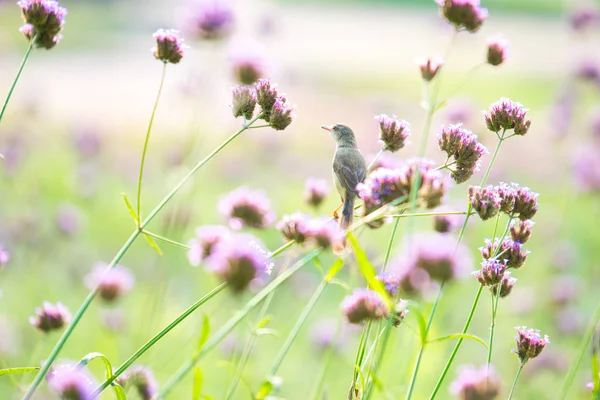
[321,124,356,145]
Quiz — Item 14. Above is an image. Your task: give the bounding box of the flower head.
[514,327,550,364]
[491,271,516,298]
[409,233,471,282]
[436,0,488,33]
[276,212,309,243]
[30,301,71,333]
[187,225,231,266]
[255,79,279,122]
[231,85,257,119]
[188,0,234,40]
[473,259,507,287]
[496,182,539,220]
[468,185,500,220]
[433,207,461,233]
[487,35,509,66]
[84,263,135,302]
[341,288,389,324]
[450,364,501,400]
[569,7,599,32]
[510,219,534,243]
[438,124,488,183]
[484,99,531,135]
[18,0,67,49]
[117,365,158,400]
[268,97,294,131]
[377,272,401,297]
[152,29,186,64]
[572,148,600,192]
[480,238,530,269]
[218,186,275,230]
[47,362,96,400]
[304,177,329,208]
[231,45,266,85]
[375,114,410,152]
[417,57,444,82]
[299,218,344,249]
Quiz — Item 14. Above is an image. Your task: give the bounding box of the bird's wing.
[333,162,364,196]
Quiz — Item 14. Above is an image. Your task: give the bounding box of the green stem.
[382,219,400,272]
[23,113,265,399]
[367,148,386,172]
[0,40,35,123]
[486,289,500,366]
[389,211,470,219]
[143,230,190,250]
[93,283,227,395]
[507,363,525,400]
[136,62,168,226]
[429,285,483,399]
[157,249,322,397]
[405,281,445,400]
[350,320,373,398]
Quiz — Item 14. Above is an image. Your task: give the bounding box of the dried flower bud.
[218,186,275,230]
[18,0,67,49]
[417,57,444,81]
[484,98,531,135]
[341,289,389,324]
[491,271,516,298]
[438,124,488,183]
[84,263,135,302]
[269,97,294,131]
[450,364,501,400]
[468,185,500,220]
[495,182,517,214]
[118,365,158,400]
[514,327,550,364]
[152,29,186,64]
[255,79,278,122]
[231,86,257,120]
[473,259,507,287]
[510,219,534,243]
[480,238,530,269]
[375,114,410,152]
[436,0,488,33]
[512,184,539,220]
[30,301,71,333]
[304,177,329,208]
[487,35,509,66]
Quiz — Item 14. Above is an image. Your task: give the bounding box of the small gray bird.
[322,124,367,229]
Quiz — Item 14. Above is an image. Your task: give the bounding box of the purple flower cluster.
[436,0,488,33]
[232,85,257,120]
[118,365,158,400]
[417,57,444,82]
[304,177,329,208]
[487,35,509,66]
[569,7,599,32]
[341,288,389,324]
[473,259,506,287]
[152,29,187,64]
[469,183,539,221]
[450,364,501,400]
[230,45,266,85]
[242,79,294,130]
[30,301,71,333]
[84,263,135,302]
[480,238,530,269]
[17,0,66,49]
[432,207,461,233]
[47,362,96,400]
[491,272,516,298]
[438,124,488,183]
[188,0,234,40]
[510,219,534,243]
[276,213,343,249]
[218,186,275,230]
[408,233,471,283]
[484,98,531,135]
[187,225,230,266]
[514,327,550,364]
[375,114,410,152]
[468,185,500,220]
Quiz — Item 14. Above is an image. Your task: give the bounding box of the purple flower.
[450,364,501,400]
[390,256,433,297]
[576,59,600,83]
[304,177,329,208]
[277,212,309,243]
[487,35,509,66]
[187,0,234,40]
[47,362,96,400]
[84,263,135,302]
[572,148,600,191]
[218,186,275,230]
[30,301,71,333]
[438,124,488,183]
[417,57,444,82]
[118,365,158,400]
[375,114,410,152]
[445,99,475,125]
[231,85,257,119]
[468,185,500,220]
[473,259,507,287]
[0,243,10,267]
[230,43,266,85]
[299,218,344,249]
[187,225,230,266]
[491,271,516,298]
[205,233,270,292]
[377,272,401,297]
[484,98,532,135]
[341,288,389,324]
[55,202,80,237]
[408,233,471,282]
[569,7,599,31]
[17,0,66,49]
[152,29,186,64]
[509,219,534,243]
[433,207,461,233]
[436,0,488,33]
[255,79,279,121]
[514,327,550,364]
[480,238,529,269]
[268,97,294,131]
[496,182,538,220]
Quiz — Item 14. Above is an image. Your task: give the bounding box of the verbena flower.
[268,97,294,131]
[576,59,600,83]
[569,7,599,31]
[188,0,234,40]
[230,45,265,85]
[84,263,135,302]
[510,219,534,243]
[18,0,67,49]
[436,0,488,33]
[433,207,461,233]
[277,212,309,243]
[487,35,508,66]
[491,271,516,298]
[468,185,500,220]
[450,364,501,400]
[438,124,488,183]
[376,272,401,297]
[152,29,186,64]
[218,186,275,230]
[341,288,389,324]
[514,327,550,364]
[187,225,230,266]
[480,238,530,269]
[231,85,257,120]
[255,79,278,121]
[304,177,329,208]
[495,182,539,220]
[572,148,600,191]
[47,362,96,400]
[117,365,158,400]
[484,98,531,135]
[30,301,71,333]
[408,233,471,282]
[375,114,410,152]
[417,57,444,82]
[473,259,507,287]
[299,218,344,249]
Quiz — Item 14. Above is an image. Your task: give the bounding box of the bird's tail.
[340,193,355,230]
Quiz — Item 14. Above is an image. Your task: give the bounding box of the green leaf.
[592,341,600,392]
[196,315,211,353]
[192,367,203,400]
[122,193,139,225]
[346,233,392,309]
[427,333,488,349]
[256,328,279,338]
[0,367,39,376]
[409,305,427,345]
[78,352,113,380]
[255,380,273,399]
[324,258,344,282]
[112,384,127,400]
[256,317,271,330]
[143,233,163,256]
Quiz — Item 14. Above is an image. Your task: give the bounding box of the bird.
[322,124,367,230]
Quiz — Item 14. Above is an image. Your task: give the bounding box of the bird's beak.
[321,125,334,131]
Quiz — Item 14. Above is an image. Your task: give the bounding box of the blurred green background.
[1,0,599,399]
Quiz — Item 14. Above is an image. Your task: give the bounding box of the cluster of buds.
[487,35,509,66]
[375,114,410,152]
[304,177,329,208]
[276,213,344,250]
[232,79,294,130]
[484,98,531,136]
[438,124,488,183]
[117,365,158,400]
[480,237,530,269]
[510,219,534,243]
[231,47,266,85]
[152,29,187,64]
[84,263,135,303]
[217,186,275,230]
[450,364,501,400]
[417,57,444,82]
[29,301,71,333]
[187,225,230,266]
[473,259,506,287]
[468,185,500,220]
[17,0,67,49]
[470,183,539,221]
[513,327,550,364]
[187,0,234,40]
[231,86,257,120]
[491,272,516,298]
[436,0,488,33]
[47,363,96,400]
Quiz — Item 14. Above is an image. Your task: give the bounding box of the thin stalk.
[367,148,386,171]
[382,219,400,272]
[0,40,35,123]
[136,62,168,226]
[309,318,343,400]
[486,289,501,366]
[389,211,470,218]
[429,285,483,399]
[93,283,227,394]
[23,114,265,399]
[507,363,525,400]
[405,281,445,400]
[350,321,373,398]
[157,249,322,398]
[143,230,190,250]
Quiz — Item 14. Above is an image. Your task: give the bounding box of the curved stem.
[429,285,483,399]
[136,62,168,226]
[0,40,35,123]
[507,363,525,400]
